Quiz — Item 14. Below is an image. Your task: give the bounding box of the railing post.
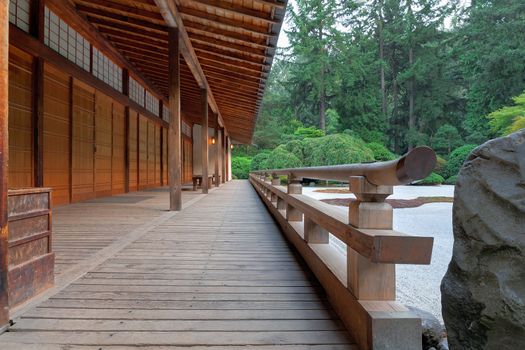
[304,217,329,243]
[347,176,395,300]
[270,173,280,203]
[286,175,303,222]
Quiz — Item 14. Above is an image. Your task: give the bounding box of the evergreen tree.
[286,0,342,130]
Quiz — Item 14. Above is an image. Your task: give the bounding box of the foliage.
[432,124,463,155]
[247,0,525,172]
[293,126,325,139]
[445,175,458,185]
[444,144,477,178]
[250,152,271,171]
[488,91,525,135]
[301,134,374,166]
[456,1,525,140]
[231,157,252,179]
[434,155,448,178]
[366,142,396,161]
[264,146,303,169]
[325,109,342,134]
[418,172,445,185]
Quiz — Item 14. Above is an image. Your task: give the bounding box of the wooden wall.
[7,45,191,206]
[183,136,193,184]
[8,47,34,189]
[43,64,70,205]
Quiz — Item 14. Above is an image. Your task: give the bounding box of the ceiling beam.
[47,0,167,103]
[154,0,225,128]
[190,0,279,25]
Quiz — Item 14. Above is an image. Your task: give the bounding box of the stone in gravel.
[441,130,525,350]
[408,306,446,349]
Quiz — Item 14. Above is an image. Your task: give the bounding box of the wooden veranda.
[1,1,435,349]
[1,181,357,349]
[1,0,284,338]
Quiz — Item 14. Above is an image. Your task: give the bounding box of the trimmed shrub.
[444,144,477,178]
[434,156,448,177]
[301,134,374,166]
[264,147,303,169]
[445,175,458,185]
[250,151,270,171]
[231,156,252,179]
[366,142,396,161]
[418,172,445,185]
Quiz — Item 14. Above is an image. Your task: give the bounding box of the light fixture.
[211,137,216,145]
[230,144,234,150]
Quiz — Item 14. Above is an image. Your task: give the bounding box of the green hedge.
[419,172,445,185]
[366,142,396,161]
[444,144,477,178]
[264,146,303,169]
[231,156,252,179]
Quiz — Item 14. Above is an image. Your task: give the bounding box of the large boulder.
[441,130,525,349]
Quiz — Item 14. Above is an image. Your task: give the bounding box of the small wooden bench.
[192,175,212,191]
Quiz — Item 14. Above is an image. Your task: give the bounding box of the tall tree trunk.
[392,50,400,153]
[378,0,387,117]
[408,46,415,151]
[320,86,326,130]
[319,24,326,131]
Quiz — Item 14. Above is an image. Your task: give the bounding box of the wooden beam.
[76,0,164,22]
[0,0,9,330]
[154,0,225,128]
[201,88,209,194]
[184,20,269,47]
[83,11,166,34]
[214,113,219,187]
[189,32,269,58]
[190,0,279,25]
[180,9,274,37]
[32,57,44,187]
[191,41,268,65]
[29,0,45,41]
[168,27,182,211]
[46,0,166,104]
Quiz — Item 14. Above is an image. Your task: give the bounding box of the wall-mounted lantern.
[211,137,216,145]
[230,144,234,150]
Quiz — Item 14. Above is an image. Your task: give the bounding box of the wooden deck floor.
[1,181,356,349]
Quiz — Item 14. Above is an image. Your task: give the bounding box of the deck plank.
[1,181,355,348]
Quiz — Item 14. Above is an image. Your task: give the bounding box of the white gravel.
[303,185,454,322]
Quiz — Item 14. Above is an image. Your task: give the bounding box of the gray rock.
[441,130,525,350]
[408,306,446,350]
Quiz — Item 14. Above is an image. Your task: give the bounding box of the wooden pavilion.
[1,0,284,332]
[0,1,435,349]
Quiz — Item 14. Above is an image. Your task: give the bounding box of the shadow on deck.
[1,181,356,349]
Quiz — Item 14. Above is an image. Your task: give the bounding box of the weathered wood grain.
[1,181,355,348]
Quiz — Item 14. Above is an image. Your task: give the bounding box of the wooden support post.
[304,217,329,243]
[226,136,230,181]
[201,88,208,193]
[33,57,44,187]
[0,0,10,330]
[122,68,130,193]
[168,27,182,211]
[270,175,280,203]
[31,0,45,187]
[221,129,226,184]
[286,176,303,222]
[214,113,219,187]
[30,0,45,41]
[347,176,395,300]
[159,100,164,187]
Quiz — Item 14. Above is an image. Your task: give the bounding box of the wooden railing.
[249,147,437,350]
